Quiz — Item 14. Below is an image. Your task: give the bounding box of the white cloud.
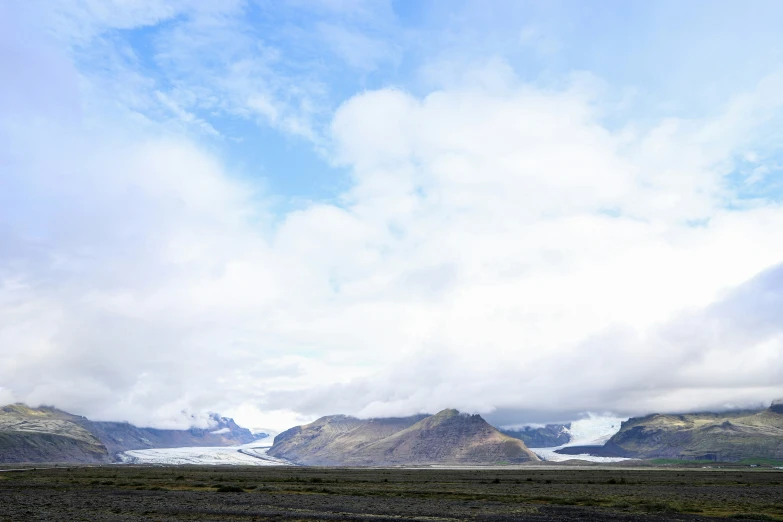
[2,3,783,432]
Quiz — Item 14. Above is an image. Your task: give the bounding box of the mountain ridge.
[0,403,268,463]
[0,405,110,464]
[500,423,571,447]
[559,402,783,461]
[268,408,540,466]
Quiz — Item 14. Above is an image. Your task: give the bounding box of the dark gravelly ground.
[1,465,781,521]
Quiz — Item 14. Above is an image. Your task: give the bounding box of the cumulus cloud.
[1,2,783,431]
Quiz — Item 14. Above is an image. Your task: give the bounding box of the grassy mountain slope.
[268,409,540,466]
[268,415,426,465]
[0,404,109,463]
[604,404,783,461]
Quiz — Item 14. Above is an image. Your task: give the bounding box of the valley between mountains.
[2,400,782,467]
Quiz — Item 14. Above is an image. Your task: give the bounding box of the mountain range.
[0,404,267,463]
[4,400,782,465]
[500,423,571,448]
[267,408,541,465]
[557,400,783,461]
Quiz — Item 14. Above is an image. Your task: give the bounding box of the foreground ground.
[1,465,781,521]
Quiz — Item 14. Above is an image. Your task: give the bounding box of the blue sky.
[2,1,783,430]
[51,0,783,200]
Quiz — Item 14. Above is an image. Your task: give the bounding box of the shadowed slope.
[500,423,571,447]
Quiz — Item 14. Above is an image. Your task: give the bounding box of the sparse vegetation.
[215,484,244,492]
[1,465,783,520]
[606,406,783,461]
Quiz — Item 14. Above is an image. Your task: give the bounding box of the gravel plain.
[1,465,781,521]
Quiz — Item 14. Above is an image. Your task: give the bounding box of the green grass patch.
[649,458,716,465]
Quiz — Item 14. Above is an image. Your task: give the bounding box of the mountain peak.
[434,408,460,416]
[0,403,81,420]
[430,408,461,421]
[268,410,539,466]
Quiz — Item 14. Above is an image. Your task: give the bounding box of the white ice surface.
[119,440,291,466]
[533,414,629,463]
[566,414,624,446]
[532,446,630,463]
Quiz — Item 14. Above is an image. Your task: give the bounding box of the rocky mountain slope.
[0,404,267,463]
[601,401,783,461]
[500,423,571,448]
[0,405,110,463]
[268,409,540,465]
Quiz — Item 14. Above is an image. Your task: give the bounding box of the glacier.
[566,413,625,446]
[532,413,630,463]
[118,440,291,466]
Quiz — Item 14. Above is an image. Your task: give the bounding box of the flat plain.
[1,464,782,521]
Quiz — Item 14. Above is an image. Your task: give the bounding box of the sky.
[1,0,783,431]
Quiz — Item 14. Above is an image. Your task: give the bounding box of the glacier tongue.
[119,441,291,466]
[533,413,628,463]
[532,447,629,463]
[566,413,625,446]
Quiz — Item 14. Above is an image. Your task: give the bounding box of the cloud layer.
[1,1,783,430]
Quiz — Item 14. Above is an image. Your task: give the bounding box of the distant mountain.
[0,404,268,463]
[80,412,265,455]
[500,423,571,448]
[597,402,783,461]
[268,409,540,466]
